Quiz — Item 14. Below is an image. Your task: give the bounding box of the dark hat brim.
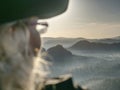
[0,0,69,24]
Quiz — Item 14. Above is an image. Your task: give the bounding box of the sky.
[38,0,120,39]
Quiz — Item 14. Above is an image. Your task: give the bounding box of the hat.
[0,0,69,24]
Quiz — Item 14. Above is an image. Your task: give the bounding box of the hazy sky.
[39,0,120,39]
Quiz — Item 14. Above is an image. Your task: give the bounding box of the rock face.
[44,75,84,90]
[70,40,120,51]
[47,45,72,60]
[41,47,46,53]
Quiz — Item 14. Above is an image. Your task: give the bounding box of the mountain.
[112,36,120,40]
[89,38,120,44]
[42,37,85,49]
[41,47,46,53]
[70,40,120,51]
[42,37,120,50]
[47,45,72,60]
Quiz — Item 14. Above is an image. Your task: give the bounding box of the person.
[0,17,45,90]
[0,0,69,90]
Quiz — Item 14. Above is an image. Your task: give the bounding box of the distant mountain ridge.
[112,36,120,39]
[47,45,72,60]
[42,36,120,49]
[70,40,120,51]
[42,37,85,49]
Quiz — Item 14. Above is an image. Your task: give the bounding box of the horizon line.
[41,35,120,39]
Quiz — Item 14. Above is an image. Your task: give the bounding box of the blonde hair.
[0,21,47,90]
